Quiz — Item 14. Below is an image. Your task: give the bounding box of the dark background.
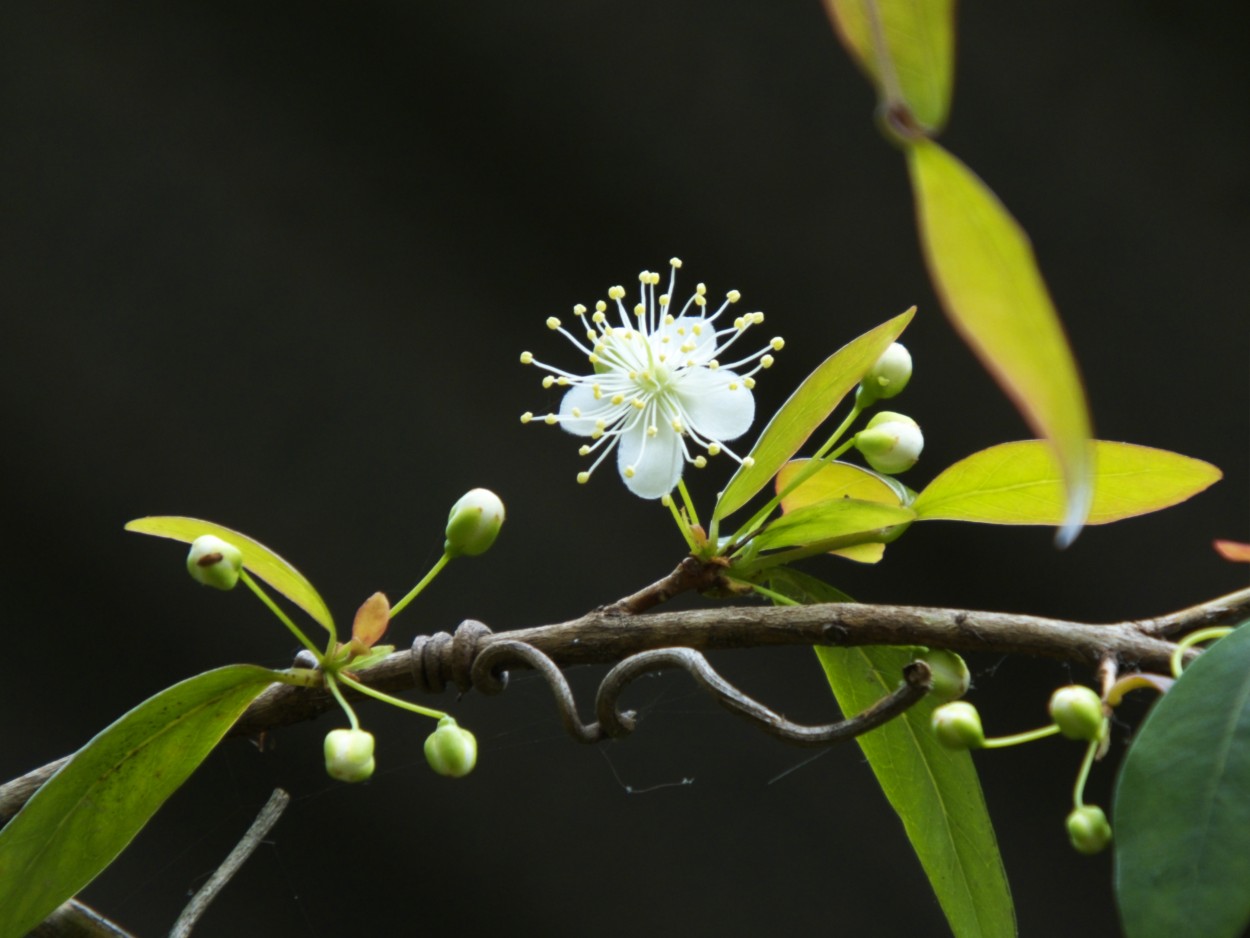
[2,2,1246,936]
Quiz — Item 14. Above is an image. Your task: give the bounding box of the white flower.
[521,258,782,499]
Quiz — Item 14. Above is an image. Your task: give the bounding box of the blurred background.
[1,2,1246,935]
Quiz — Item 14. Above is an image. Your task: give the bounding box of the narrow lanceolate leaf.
[907,140,1093,546]
[714,308,914,522]
[1115,622,1250,938]
[770,570,1016,937]
[750,499,914,554]
[0,666,276,938]
[911,440,1221,525]
[824,0,957,133]
[126,516,334,632]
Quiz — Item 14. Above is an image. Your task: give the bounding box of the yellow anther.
[693,455,708,469]
[670,257,682,268]
[585,330,596,341]
[692,324,703,335]
[663,314,675,325]
[708,360,720,370]
[544,413,558,426]
[574,303,588,315]
[571,407,582,417]
[578,445,591,456]
[595,300,607,312]
[631,398,645,410]
[762,354,775,368]
[593,384,603,400]
[520,351,534,364]
[733,316,746,330]
[727,290,741,303]
[659,294,670,307]
[542,376,555,388]
[770,337,785,350]
[743,456,756,468]
[681,341,695,353]
[696,283,707,295]
[671,418,684,432]
[546,317,561,330]
[744,376,756,389]
[634,303,646,317]
[624,466,636,479]
[577,471,591,484]
[608,286,625,300]
[708,444,722,457]
[751,311,765,324]
[520,412,534,424]
[647,425,658,437]
[661,494,673,507]
[728,382,739,391]
[611,393,625,405]
[556,377,570,386]
[592,311,606,324]
[695,294,707,307]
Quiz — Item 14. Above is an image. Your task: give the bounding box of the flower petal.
[674,368,755,441]
[616,420,683,499]
[559,383,611,437]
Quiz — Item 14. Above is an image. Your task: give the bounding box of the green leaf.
[0,666,276,938]
[771,569,1016,938]
[1115,622,1250,938]
[126,516,335,632]
[714,308,915,523]
[912,440,1221,525]
[824,0,957,133]
[907,139,1093,545]
[777,460,908,562]
[750,498,914,554]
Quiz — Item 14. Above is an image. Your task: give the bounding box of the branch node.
[409,619,493,694]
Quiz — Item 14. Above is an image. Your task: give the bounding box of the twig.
[168,788,290,938]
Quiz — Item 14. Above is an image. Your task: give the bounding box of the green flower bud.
[1048,685,1106,741]
[186,535,243,590]
[424,717,478,778]
[1066,805,1113,855]
[855,412,923,475]
[924,649,971,702]
[857,342,913,406]
[324,728,376,783]
[931,701,985,750]
[444,488,506,558]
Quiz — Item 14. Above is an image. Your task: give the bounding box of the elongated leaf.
[714,309,914,522]
[0,666,276,938]
[126,516,334,632]
[771,569,1016,938]
[777,460,905,562]
[912,440,1221,525]
[907,139,1092,545]
[751,498,913,553]
[824,0,957,133]
[1115,622,1250,938]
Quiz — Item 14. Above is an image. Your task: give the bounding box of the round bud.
[1066,805,1113,855]
[424,717,478,778]
[1049,685,1106,741]
[855,412,924,475]
[186,535,243,591]
[324,728,376,783]
[931,701,985,750]
[857,342,913,406]
[924,649,971,702]
[444,488,506,558]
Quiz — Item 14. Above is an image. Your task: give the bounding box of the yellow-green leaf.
[912,440,1221,525]
[0,666,275,938]
[126,516,334,632]
[776,459,904,562]
[713,308,914,523]
[907,139,1093,544]
[750,498,914,554]
[824,0,957,133]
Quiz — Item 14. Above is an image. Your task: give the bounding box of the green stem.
[337,673,448,722]
[239,570,325,660]
[737,579,799,606]
[1072,737,1100,809]
[677,479,701,530]
[391,551,452,619]
[324,673,360,730]
[981,723,1062,749]
[664,492,699,553]
[1170,626,1234,678]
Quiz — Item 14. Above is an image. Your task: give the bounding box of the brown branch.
[4,586,1248,825]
